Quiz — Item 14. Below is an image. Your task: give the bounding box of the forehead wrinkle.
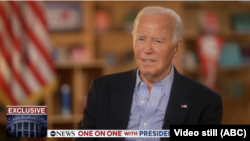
[135,15,175,40]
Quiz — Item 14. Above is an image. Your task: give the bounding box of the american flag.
[0,1,57,105]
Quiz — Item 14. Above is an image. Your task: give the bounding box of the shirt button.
[141,100,145,104]
[144,122,147,126]
[141,83,143,86]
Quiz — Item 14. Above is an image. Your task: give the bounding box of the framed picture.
[44,3,82,32]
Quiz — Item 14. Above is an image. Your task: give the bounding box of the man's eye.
[138,38,145,41]
[155,40,162,43]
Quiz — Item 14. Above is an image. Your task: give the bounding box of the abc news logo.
[50,131,75,137]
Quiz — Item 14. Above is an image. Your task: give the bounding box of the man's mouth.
[142,59,155,63]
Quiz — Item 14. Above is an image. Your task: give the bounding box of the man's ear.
[173,39,182,58]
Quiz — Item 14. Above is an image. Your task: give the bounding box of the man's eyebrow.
[137,35,146,38]
[153,37,164,40]
[153,37,166,41]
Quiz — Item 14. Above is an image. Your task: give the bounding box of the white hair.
[132,6,183,44]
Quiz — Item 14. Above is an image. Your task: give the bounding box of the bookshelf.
[183,1,250,125]
[1,1,250,141]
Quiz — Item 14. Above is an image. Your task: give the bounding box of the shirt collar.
[135,64,175,95]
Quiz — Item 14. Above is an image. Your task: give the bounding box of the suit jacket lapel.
[109,69,137,129]
[162,67,192,129]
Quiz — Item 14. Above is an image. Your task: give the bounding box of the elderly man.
[76,6,223,141]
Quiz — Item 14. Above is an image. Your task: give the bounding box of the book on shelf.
[232,13,250,34]
[52,45,90,65]
[219,42,243,69]
[182,50,198,72]
[241,44,250,65]
[68,45,90,63]
[61,84,71,115]
[220,80,242,99]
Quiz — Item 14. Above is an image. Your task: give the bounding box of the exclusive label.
[6,106,47,137]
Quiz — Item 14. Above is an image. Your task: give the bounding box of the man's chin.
[139,69,156,77]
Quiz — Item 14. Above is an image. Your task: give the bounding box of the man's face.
[133,15,181,79]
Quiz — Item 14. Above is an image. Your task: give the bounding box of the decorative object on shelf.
[197,11,223,92]
[68,45,90,63]
[182,50,198,72]
[51,47,68,63]
[232,13,250,34]
[44,3,82,32]
[219,42,243,69]
[61,84,71,115]
[197,34,223,92]
[123,10,138,33]
[241,44,250,65]
[199,11,219,33]
[94,9,111,34]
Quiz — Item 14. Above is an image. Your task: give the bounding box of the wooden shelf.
[55,59,105,69]
[51,32,92,47]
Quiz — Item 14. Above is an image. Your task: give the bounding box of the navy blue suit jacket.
[75,67,223,141]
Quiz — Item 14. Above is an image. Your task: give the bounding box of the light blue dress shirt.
[126,65,174,141]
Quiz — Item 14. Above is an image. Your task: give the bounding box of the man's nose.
[143,41,154,54]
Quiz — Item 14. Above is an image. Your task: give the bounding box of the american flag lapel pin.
[181,104,187,108]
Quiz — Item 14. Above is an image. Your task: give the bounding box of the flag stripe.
[26,56,46,86]
[0,75,17,105]
[27,1,47,30]
[0,3,21,51]
[12,49,42,93]
[23,2,51,53]
[10,1,55,74]
[0,36,32,96]
[27,40,54,83]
